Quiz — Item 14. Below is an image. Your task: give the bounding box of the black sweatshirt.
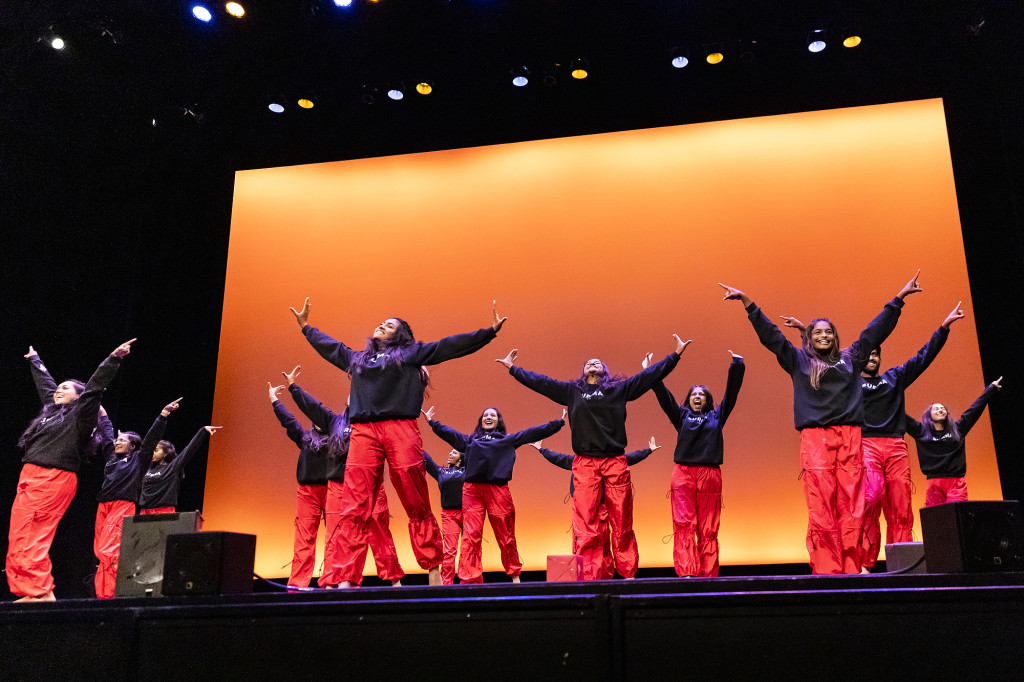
[428,419,564,485]
[272,398,330,486]
[96,414,166,503]
[139,428,209,510]
[288,383,350,483]
[23,353,121,472]
[302,325,497,422]
[861,326,948,438]
[508,353,680,457]
[538,446,655,497]
[654,357,744,467]
[905,383,997,479]
[424,452,465,510]
[746,298,903,430]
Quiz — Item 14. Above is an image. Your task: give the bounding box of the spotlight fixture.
[570,58,589,80]
[361,86,379,104]
[670,48,689,69]
[297,98,314,109]
[542,65,559,87]
[192,5,213,22]
[415,82,433,95]
[334,0,353,6]
[50,37,66,50]
[268,102,284,113]
[387,88,404,101]
[225,2,245,17]
[842,28,862,48]
[739,40,759,64]
[807,29,827,53]
[705,44,724,65]
[511,66,530,87]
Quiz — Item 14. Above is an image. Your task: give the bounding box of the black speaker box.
[920,500,1024,573]
[161,531,257,596]
[115,511,203,597]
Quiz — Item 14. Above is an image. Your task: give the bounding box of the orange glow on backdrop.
[206,99,1000,578]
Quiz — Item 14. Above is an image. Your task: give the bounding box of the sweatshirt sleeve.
[428,420,472,452]
[273,400,306,446]
[653,382,684,431]
[746,303,800,374]
[169,427,211,473]
[96,414,116,464]
[509,420,565,447]
[848,298,905,366]
[76,355,122,444]
[896,326,949,387]
[403,327,498,366]
[717,357,746,425]
[509,366,574,405]
[136,415,168,486]
[538,447,573,471]
[289,383,334,433]
[423,452,440,480]
[28,355,58,404]
[625,448,654,466]
[955,383,999,437]
[904,414,924,440]
[302,326,356,372]
[622,353,681,401]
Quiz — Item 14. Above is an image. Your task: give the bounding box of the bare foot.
[428,567,441,585]
[391,579,402,587]
[338,581,353,589]
[512,576,521,584]
[14,590,55,603]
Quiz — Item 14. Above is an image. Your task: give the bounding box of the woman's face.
[930,403,948,423]
[688,388,708,412]
[447,449,463,467]
[810,321,836,353]
[152,445,166,463]
[480,409,500,431]
[53,381,80,405]
[114,432,133,455]
[583,359,605,381]
[372,318,401,341]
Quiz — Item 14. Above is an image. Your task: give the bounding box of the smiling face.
[583,358,605,383]
[930,403,948,424]
[114,432,133,455]
[447,449,463,467]
[864,348,881,375]
[688,387,708,413]
[52,381,80,405]
[809,321,836,354]
[372,318,401,342]
[480,408,500,431]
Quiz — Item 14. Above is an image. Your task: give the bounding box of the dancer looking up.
[497,335,686,580]
[8,340,134,602]
[906,377,1002,506]
[291,297,505,586]
[719,272,920,574]
[423,449,466,585]
[139,417,222,514]
[423,405,564,583]
[93,397,179,598]
[648,350,745,578]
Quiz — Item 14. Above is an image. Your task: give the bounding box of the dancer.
[279,366,404,587]
[292,298,504,586]
[269,382,330,588]
[8,340,134,602]
[423,406,565,583]
[783,301,964,569]
[530,435,659,579]
[93,397,179,599]
[719,273,919,574]
[139,418,221,514]
[649,350,745,578]
[423,449,466,585]
[906,377,1002,506]
[497,335,686,580]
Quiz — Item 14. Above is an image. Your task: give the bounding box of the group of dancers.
[7,270,1002,600]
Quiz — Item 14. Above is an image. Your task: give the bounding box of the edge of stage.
[2,568,1022,681]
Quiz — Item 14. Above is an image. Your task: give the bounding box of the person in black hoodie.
[423,405,564,583]
[423,449,465,585]
[138,417,221,514]
[497,335,685,581]
[720,272,919,574]
[906,377,1002,506]
[291,297,505,587]
[92,397,179,598]
[649,351,744,578]
[8,339,134,602]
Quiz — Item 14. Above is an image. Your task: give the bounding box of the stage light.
[842,29,862,48]
[706,45,724,64]
[51,37,65,50]
[415,82,433,95]
[511,66,530,87]
[268,103,284,113]
[297,98,314,109]
[387,88,404,101]
[333,0,352,6]
[361,86,378,104]
[225,2,245,17]
[192,5,213,22]
[670,48,689,69]
[808,29,827,53]
[570,58,589,80]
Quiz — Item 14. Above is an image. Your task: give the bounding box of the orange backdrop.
[205,98,1000,578]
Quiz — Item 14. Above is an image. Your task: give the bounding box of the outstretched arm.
[625,436,660,466]
[849,273,918,363]
[288,383,335,432]
[271,383,306,445]
[77,340,135,442]
[505,351,574,405]
[721,284,800,372]
[622,336,685,400]
[25,346,57,404]
[509,418,565,448]
[718,351,746,424]
[956,377,1002,437]
[427,416,473,452]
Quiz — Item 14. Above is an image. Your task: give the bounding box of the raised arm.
[849,272,919,363]
[955,377,1002,437]
[288,382,335,433]
[717,351,746,424]
[505,351,574,405]
[25,346,57,404]
[427,416,473,452]
[622,337,684,400]
[96,409,116,463]
[168,425,220,473]
[721,284,800,372]
[509,418,565,448]
[77,339,134,442]
[423,451,441,480]
[625,436,660,466]
[270,383,306,445]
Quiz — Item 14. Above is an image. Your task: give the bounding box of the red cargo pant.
[670,464,723,578]
[800,425,864,574]
[94,499,136,598]
[458,482,521,583]
[6,464,77,598]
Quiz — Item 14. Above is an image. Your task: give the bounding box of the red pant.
[440,509,463,585]
[140,507,174,515]
[572,455,637,580]
[322,480,405,586]
[670,464,723,577]
[458,482,522,583]
[289,484,327,588]
[800,425,864,574]
[6,464,77,598]
[571,503,613,579]
[925,477,968,507]
[333,420,440,584]
[94,499,136,598]
[860,437,914,568]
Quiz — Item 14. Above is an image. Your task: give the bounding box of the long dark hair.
[155,439,178,463]
[350,317,429,386]
[922,403,961,441]
[472,407,507,438]
[303,423,350,460]
[801,318,841,390]
[18,379,86,449]
[686,385,715,414]
[575,360,626,390]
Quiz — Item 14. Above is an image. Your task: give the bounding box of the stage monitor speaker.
[115,511,203,597]
[920,500,1024,573]
[161,531,257,596]
[884,542,927,573]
